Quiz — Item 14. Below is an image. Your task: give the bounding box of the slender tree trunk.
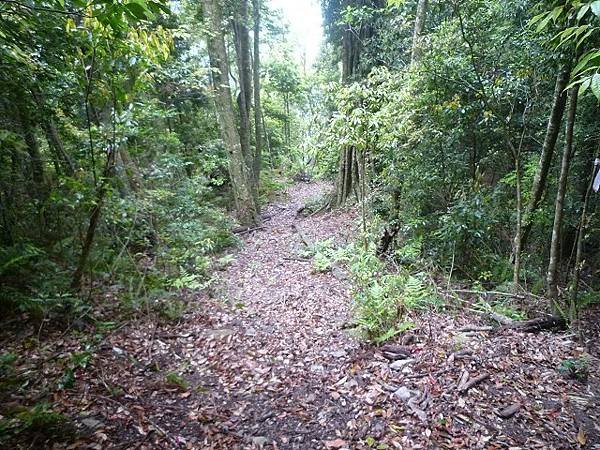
[547,86,578,301]
[333,0,383,207]
[410,0,428,64]
[513,154,523,287]
[232,0,253,163]
[119,146,143,192]
[252,0,262,186]
[43,117,75,176]
[569,146,599,321]
[518,66,570,250]
[71,146,116,290]
[284,94,290,147]
[202,0,259,226]
[31,87,76,176]
[16,104,44,185]
[261,111,273,167]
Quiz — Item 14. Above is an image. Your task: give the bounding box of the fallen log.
[473,309,567,332]
[233,225,266,234]
[510,316,567,332]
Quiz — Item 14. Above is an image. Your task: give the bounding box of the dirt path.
[180,182,361,448]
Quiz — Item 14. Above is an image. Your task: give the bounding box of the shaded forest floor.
[2,182,600,449]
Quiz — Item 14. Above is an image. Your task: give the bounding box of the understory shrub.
[347,241,439,342]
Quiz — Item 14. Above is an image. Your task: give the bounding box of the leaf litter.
[1,182,600,449]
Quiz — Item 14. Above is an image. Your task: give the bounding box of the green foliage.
[0,353,18,392]
[347,242,424,342]
[151,293,188,322]
[259,169,290,203]
[164,371,189,390]
[307,239,349,273]
[402,273,443,311]
[559,356,590,382]
[58,351,93,390]
[298,192,331,217]
[531,1,600,101]
[475,298,527,321]
[0,403,74,446]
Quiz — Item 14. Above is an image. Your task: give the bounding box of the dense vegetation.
[1,0,599,347]
[311,0,600,339]
[0,0,307,322]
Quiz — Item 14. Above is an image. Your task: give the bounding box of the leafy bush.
[307,239,349,273]
[348,243,405,342]
[0,403,74,446]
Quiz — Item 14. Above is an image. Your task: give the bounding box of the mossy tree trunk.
[203,0,259,226]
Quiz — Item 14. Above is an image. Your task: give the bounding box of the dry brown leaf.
[577,427,586,446]
[324,438,347,448]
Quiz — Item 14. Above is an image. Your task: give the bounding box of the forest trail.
[185,181,361,447]
[82,182,368,449]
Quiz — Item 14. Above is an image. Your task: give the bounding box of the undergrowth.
[312,231,442,343]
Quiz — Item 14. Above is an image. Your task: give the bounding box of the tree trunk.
[119,146,143,192]
[71,146,116,290]
[232,0,253,165]
[518,66,570,250]
[333,0,382,207]
[569,145,599,321]
[410,0,428,65]
[202,0,259,226]
[546,86,578,301]
[30,86,76,176]
[252,0,262,186]
[16,104,45,185]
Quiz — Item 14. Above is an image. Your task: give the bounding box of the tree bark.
[252,0,262,186]
[546,86,578,301]
[30,86,76,176]
[518,66,570,250]
[43,117,75,177]
[232,0,253,165]
[410,0,428,65]
[203,0,259,226]
[334,0,382,207]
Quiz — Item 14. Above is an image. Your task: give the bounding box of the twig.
[233,225,266,234]
[282,256,310,262]
[459,373,490,392]
[458,325,494,332]
[452,289,531,300]
[147,320,158,361]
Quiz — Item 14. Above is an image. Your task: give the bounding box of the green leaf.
[591,73,600,101]
[591,0,600,17]
[535,13,553,33]
[577,4,590,20]
[573,50,600,76]
[125,2,150,20]
[529,11,549,27]
[577,76,592,96]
